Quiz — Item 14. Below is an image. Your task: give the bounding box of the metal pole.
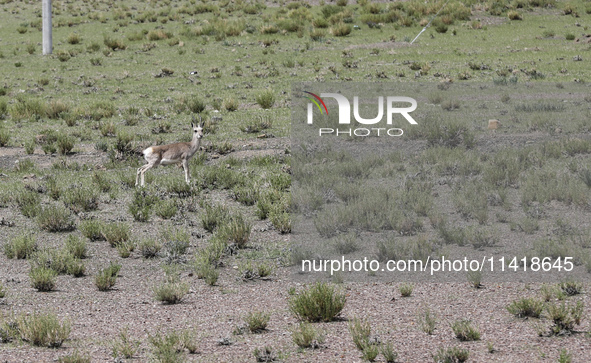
[42,0,52,55]
[410,0,451,45]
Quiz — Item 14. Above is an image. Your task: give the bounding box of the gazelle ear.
[191,122,195,128]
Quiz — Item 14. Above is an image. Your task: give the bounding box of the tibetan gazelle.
[136,116,204,187]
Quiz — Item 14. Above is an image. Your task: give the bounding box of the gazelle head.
[191,115,204,139]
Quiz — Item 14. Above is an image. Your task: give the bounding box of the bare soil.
[1,135,590,362]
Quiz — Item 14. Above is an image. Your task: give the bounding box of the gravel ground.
[1,135,590,362]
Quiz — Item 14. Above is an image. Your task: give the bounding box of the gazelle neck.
[190,134,201,153]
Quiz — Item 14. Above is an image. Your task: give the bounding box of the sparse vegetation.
[79,220,105,241]
[148,329,185,363]
[418,306,437,335]
[348,317,372,351]
[289,282,346,322]
[0,1,591,361]
[451,320,480,341]
[545,301,584,336]
[153,279,189,304]
[95,263,121,291]
[29,267,58,292]
[17,312,70,348]
[292,322,324,349]
[37,205,76,232]
[58,350,90,363]
[244,311,270,333]
[4,233,37,259]
[507,298,544,318]
[432,346,469,363]
[139,239,162,258]
[102,222,130,247]
[255,90,275,109]
[399,283,413,297]
[559,280,583,296]
[65,235,87,259]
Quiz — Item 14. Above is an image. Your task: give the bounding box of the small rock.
[0,218,15,227]
[218,337,233,346]
[488,119,499,130]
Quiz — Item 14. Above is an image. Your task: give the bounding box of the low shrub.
[95,263,121,291]
[201,204,230,232]
[399,283,413,297]
[153,281,189,304]
[244,311,270,333]
[79,219,105,241]
[223,97,239,112]
[29,267,57,292]
[116,240,135,258]
[37,205,76,232]
[507,298,544,318]
[17,312,70,348]
[381,341,398,363]
[507,10,522,20]
[15,189,41,218]
[4,233,37,259]
[255,90,275,109]
[451,320,480,341]
[432,346,469,363]
[154,200,177,219]
[139,239,162,258]
[0,129,10,147]
[111,327,141,359]
[128,189,158,222]
[291,322,324,349]
[102,222,130,247]
[220,214,252,248]
[348,317,371,350]
[63,186,99,213]
[56,134,75,155]
[559,280,583,296]
[289,282,346,322]
[331,22,352,36]
[417,306,437,335]
[546,301,584,336]
[148,330,184,362]
[58,350,90,363]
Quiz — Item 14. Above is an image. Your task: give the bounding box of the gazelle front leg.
[182,159,190,184]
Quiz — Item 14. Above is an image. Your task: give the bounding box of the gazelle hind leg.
[136,165,146,186]
[139,163,154,187]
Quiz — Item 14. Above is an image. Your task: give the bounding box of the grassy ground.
[0,0,590,362]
